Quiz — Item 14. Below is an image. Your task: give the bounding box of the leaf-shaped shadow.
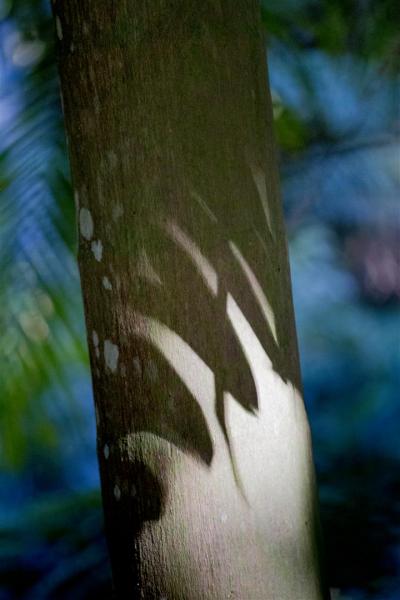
[117,196,291,495]
[104,157,297,495]
[126,229,257,487]
[186,185,294,386]
[132,224,259,417]
[123,336,214,466]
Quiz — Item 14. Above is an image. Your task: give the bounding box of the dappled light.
[0,0,398,597]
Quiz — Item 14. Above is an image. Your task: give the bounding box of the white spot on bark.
[102,276,112,290]
[113,484,121,501]
[92,330,99,347]
[79,208,93,240]
[91,239,103,261]
[55,16,63,40]
[103,444,110,459]
[92,331,100,358]
[104,339,119,372]
[221,512,228,523]
[112,203,124,221]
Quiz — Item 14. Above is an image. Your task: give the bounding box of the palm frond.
[0,1,90,470]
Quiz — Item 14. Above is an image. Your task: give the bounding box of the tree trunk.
[54,0,327,597]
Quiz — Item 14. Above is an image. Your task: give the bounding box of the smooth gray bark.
[55,0,327,597]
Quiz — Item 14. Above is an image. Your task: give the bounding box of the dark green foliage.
[0,0,86,469]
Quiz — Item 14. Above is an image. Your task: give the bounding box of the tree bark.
[54,0,327,598]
